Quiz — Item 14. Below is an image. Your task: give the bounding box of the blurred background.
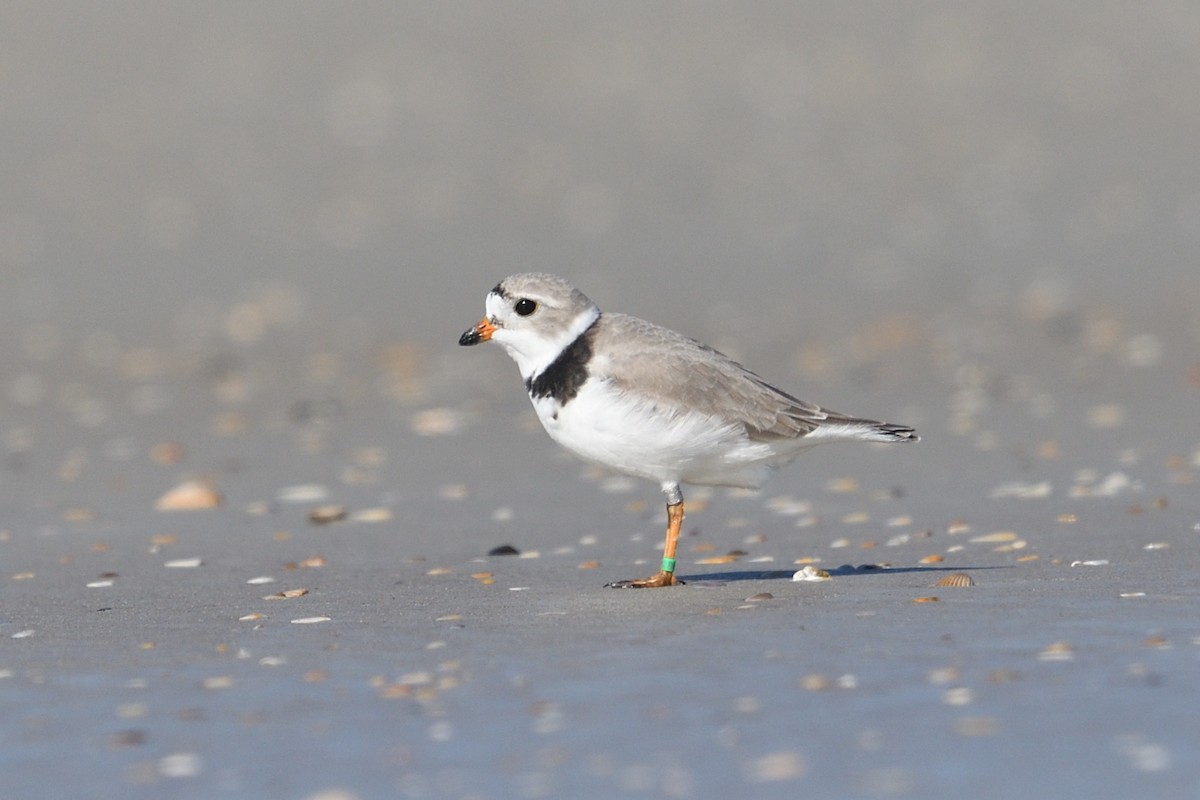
[4,7,1198,795]
[1,1,1197,452]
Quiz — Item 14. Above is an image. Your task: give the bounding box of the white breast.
[530,376,781,489]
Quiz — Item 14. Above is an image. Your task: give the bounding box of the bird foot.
[605,571,683,589]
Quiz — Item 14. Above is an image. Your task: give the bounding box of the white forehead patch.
[485,291,507,321]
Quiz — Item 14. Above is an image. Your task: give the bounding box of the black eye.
[514,298,538,316]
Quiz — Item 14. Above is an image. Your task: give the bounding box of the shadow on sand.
[677,563,1007,585]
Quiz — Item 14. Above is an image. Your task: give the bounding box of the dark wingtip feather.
[875,423,919,443]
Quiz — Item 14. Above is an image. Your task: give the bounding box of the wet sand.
[2,4,1199,798]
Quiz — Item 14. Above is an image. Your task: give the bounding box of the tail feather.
[799,417,919,445]
[867,422,919,443]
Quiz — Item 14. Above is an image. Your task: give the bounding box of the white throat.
[495,304,600,382]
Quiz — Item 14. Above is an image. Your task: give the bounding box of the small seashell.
[988,481,1052,499]
[109,729,147,749]
[792,566,830,582]
[158,752,204,779]
[697,553,740,564]
[149,441,185,465]
[912,596,940,603]
[927,666,960,684]
[1070,559,1109,567]
[745,751,807,782]
[277,484,329,503]
[1087,403,1125,429]
[919,554,944,564]
[438,484,469,500]
[307,505,347,524]
[942,686,973,706]
[410,407,464,436]
[263,588,308,600]
[800,674,833,691]
[744,592,773,602]
[164,558,202,569]
[970,531,1018,543]
[1038,641,1074,661]
[1086,471,1135,497]
[825,477,859,494]
[290,616,330,624]
[350,507,392,523]
[935,572,976,588]
[766,495,811,516]
[155,480,221,511]
[488,544,520,556]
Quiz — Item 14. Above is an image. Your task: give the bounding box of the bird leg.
[607,489,685,588]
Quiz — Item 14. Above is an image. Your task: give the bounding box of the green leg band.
[661,557,677,574]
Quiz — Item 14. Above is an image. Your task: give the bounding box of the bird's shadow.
[678,564,1006,585]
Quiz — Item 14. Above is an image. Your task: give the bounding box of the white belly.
[530,377,783,489]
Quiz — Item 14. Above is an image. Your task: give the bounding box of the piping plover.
[460,273,918,588]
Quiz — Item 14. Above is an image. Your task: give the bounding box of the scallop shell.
[307,505,347,524]
[935,572,976,588]
[155,480,221,511]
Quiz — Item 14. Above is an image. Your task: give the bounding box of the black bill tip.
[458,329,481,346]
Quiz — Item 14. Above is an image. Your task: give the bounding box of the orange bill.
[458,316,496,346]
